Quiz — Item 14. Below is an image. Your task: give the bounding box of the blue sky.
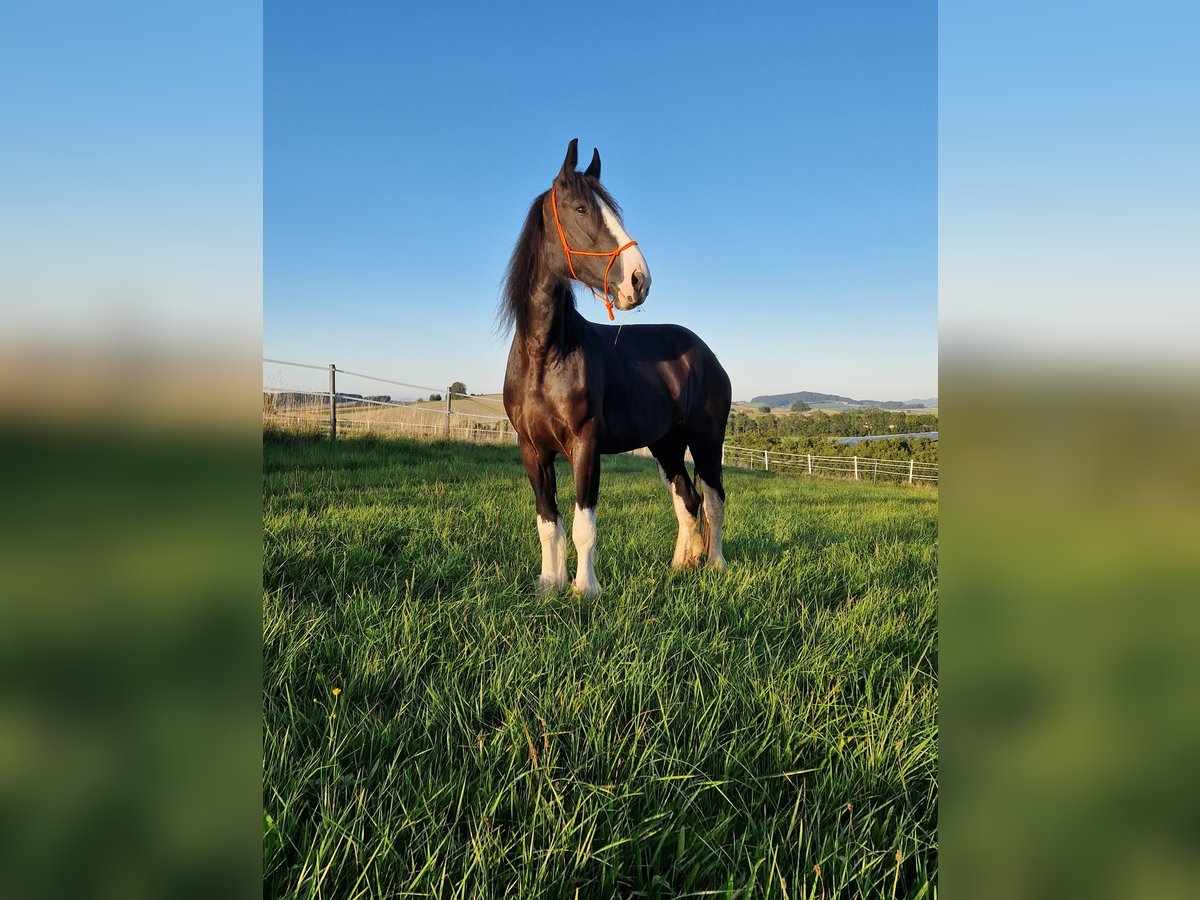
[265,1,937,401]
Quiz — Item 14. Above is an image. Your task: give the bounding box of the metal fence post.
[328,364,337,441]
[444,387,452,440]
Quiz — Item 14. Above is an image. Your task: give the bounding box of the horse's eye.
[575,205,587,215]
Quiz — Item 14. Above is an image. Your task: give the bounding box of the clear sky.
[263,1,938,401]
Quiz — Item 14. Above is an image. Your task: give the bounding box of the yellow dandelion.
[332,687,342,696]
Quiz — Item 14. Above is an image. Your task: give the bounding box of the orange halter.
[549,187,639,321]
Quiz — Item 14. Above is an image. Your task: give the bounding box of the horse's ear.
[557,138,579,182]
[584,147,601,179]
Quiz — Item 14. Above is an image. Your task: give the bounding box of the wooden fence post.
[444,388,452,440]
[764,450,769,472]
[909,458,915,484]
[328,364,337,442]
[721,444,725,466]
[807,454,812,475]
[853,455,858,480]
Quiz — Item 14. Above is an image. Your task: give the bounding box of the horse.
[500,139,732,596]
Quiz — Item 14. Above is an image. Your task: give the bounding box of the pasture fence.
[263,358,938,485]
[263,358,518,444]
[722,444,938,484]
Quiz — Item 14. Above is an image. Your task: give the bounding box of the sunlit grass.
[263,430,938,898]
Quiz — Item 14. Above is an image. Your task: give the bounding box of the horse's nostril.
[632,270,645,292]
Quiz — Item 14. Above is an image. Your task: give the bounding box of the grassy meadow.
[263,430,938,898]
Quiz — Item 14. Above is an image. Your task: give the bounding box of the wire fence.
[263,358,938,484]
[722,445,938,484]
[263,357,518,444]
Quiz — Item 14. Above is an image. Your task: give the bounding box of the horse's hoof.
[672,549,704,570]
[572,579,601,598]
[536,576,567,596]
[706,556,727,572]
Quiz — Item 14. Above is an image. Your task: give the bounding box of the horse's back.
[586,321,730,452]
[590,322,722,370]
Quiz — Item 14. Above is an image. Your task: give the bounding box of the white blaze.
[572,505,600,596]
[595,195,649,307]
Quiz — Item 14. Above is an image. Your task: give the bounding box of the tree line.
[726,408,939,463]
[729,408,937,438]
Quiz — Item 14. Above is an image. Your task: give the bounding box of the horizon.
[261,360,938,410]
[260,356,940,407]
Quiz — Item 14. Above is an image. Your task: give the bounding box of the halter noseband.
[549,187,639,321]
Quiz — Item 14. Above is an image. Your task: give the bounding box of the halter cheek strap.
[549,187,639,321]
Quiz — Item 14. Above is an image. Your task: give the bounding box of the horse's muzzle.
[632,268,650,301]
[617,268,651,309]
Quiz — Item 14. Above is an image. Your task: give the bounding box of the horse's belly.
[597,423,672,456]
[597,393,680,454]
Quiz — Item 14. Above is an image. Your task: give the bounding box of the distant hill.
[750,391,938,410]
[751,391,855,406]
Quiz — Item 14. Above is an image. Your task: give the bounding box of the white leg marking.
[596,195,650,306]
[699,480,726,570]
[669,482,705,569]
[572,505,600,596]
[537,515,567,592]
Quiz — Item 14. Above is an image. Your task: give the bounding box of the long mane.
[498,190,558,335]
[498,176,624,335]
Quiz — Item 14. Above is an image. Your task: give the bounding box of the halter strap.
[549,187,638,321]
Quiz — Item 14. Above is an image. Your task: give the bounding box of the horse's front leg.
[570,432,602,597]
[519,437,567,593]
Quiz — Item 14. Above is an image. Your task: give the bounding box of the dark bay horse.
[501,139,731,595]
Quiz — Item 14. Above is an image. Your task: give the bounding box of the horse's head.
[549,139,651,314]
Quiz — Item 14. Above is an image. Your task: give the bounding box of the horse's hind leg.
[650,431,705,569]
[518,437,567,593]
[690,438,727,570]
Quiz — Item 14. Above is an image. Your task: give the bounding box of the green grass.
[263,430,938,898]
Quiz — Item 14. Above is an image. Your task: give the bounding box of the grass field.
[263,430,938,898]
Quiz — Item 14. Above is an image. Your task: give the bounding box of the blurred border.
[0,4,262,899]
[941,3,1200,897]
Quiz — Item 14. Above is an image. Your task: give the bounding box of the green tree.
[757,405,771,414]
[449,381,467,396]
[790,400,811,412]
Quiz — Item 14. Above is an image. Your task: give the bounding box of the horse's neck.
[518,276,578,360]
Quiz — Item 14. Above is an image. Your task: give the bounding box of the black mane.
[498,190,557,335]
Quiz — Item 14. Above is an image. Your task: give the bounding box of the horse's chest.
[507,379,594,444]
